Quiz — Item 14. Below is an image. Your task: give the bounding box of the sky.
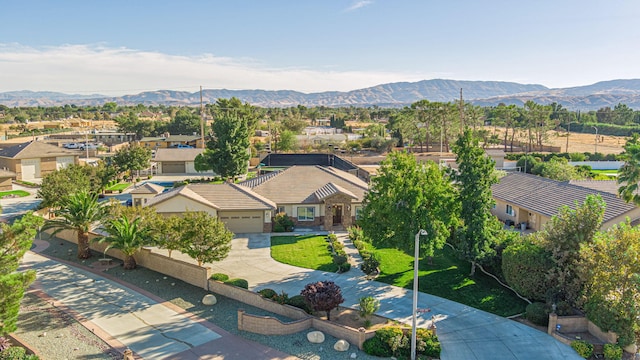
[1,0,640,96]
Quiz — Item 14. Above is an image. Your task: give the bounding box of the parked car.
[63,143,80,149]
[172,144,194,148]
[80,143,99,150]
[125,199,133,207]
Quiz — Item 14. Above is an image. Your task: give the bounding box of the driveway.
[166,233,581,360]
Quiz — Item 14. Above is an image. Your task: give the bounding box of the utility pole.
[200,86,205,149]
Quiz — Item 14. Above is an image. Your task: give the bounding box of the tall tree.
[37,164,100,208]
[112,145,152,180]
[43,191,109,259]
[195,113,250,180]
[359,151,458,259]
[0,213,43,335]
[618,134,640,205]
[166,108,201,135]
[178,211,233,266]
[97,216,155,269]
[451,129,500,275]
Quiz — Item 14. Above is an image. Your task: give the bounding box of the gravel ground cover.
[15,292,119,360]
[38,237,382,360]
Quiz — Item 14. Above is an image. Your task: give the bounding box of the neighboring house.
[0,169,16,191]
[154,148,213,174]
[130,183,166,206]
[93,131,137,145]
[492,173,640,231]
[240,165,368,231]
[138,134,203,149]
[0,141,79,181]
[144,164,369,233]
[485,149,505,169]
[145,183,276,233]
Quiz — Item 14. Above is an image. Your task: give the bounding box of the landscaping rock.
[202,294,217,306]
[306,331,325,344]
[350,352,357,358]
[334,339,349,352]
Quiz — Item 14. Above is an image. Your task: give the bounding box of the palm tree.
[43,191,108,259]
[97,215,154,269]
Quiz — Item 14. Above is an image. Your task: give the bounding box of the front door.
[333,205,342,225]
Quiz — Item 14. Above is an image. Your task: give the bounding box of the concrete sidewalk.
[168,232,582,360]
[22,250,297,360]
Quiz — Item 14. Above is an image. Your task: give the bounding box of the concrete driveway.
[194,233,581,360]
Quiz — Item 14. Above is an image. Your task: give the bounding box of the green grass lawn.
[590,169,619,175]
[364,243,527,317]
[105,182,131,191]
[271,235,338,272]
[0,190,30,198]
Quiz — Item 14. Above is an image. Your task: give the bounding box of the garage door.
[56,156,75,170]
[218,211,264,233]
[21,159,40,181]
[161,162,186,174]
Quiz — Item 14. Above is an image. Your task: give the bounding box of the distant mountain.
[2,79,640,110]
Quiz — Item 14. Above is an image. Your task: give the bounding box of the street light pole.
[411,229,428,360]
[592,126,598,154]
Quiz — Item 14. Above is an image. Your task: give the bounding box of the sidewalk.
[180,232,582,360]
[22,248,297,360]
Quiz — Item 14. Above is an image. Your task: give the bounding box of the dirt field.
[485,126,627,154]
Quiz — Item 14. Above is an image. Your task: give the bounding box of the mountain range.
[2,79,640,110]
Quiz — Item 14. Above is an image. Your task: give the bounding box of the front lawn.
[271,235,338,272]
[363,243,527,317]
[0,190,30,198]
[105,183,131,192]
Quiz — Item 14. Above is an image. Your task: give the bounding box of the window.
[297,207,315,221]
[506,204,515,216]
[277,206,286,214]
[355,206,363,220]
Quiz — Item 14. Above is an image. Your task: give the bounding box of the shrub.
[337,262,351,273]
[273,212,295,232]
[375,326,406,355]
[353,239,364,250]
[272,290,289,304]
[603,344,623,360]
[363,326,440,358]
[571,340,593,359]
[359,296,380,318]
[300,281,344,320]
[525,302,550,326]
[555,301,573,316]
[224,278,249,289]
[363,335,392,357]
[258,288,277,299]
[0,347,39,360]
[502,241,551,301]
[348,226,364,242]
[286,295,312,314]
[361,254,380,275]
[0,337,10,352]
[210,273,229,281]
[416,328,441,358]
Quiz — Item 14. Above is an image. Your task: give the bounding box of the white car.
[80,143,99,150]
[63,143,80,149]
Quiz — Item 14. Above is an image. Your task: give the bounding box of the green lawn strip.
[0,190,30,198]
[369,245,527,317]
[589,169,619,175]
[271,235,338,272]
[105,183,131,191]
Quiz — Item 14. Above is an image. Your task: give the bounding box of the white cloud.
[0,43,429,96]
[344,0,373,12]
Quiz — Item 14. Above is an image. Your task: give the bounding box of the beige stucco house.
[492,173,640,231]
[153,148,213,174]
[130,183,166,207]
[0,141,79,181]
[0,169,15,191]
[144,165,368,233]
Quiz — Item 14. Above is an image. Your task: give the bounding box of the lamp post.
[411,229,428,360]
[592,126,598,154]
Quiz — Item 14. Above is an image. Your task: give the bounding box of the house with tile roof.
[0,141,79,181]
[138,133,204,150]
[153,148,214,174]
[144,165,369,233]
[492,173,640,231]
[130,183,166,206]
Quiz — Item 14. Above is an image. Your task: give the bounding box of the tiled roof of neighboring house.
[0,141,77,159]
[0,169,16,178]
[239,165,368,204]
[130,183,166,195]
[493,173,636,223]
[568,180,619,195]
[154,148,204,162]
[145,183,276,211]
[140,135,200,142]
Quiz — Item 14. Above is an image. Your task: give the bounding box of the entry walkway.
[174,232,582,360]
[22,250,296,360]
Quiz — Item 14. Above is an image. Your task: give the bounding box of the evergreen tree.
[451,129,500,275]
[618,133,640,205]
[195,113,250,180]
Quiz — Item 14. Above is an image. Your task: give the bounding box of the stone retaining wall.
[548,313,618,345]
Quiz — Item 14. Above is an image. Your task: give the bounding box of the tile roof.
[239,165,368,204]
[154,148,204,162]
[145,183,276,211]
[130,183,166,195]
[568,180,619,195]
[492,173,637,223]
[314,182,357,200]
[0,141,78,159]
[140,135,200,142]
